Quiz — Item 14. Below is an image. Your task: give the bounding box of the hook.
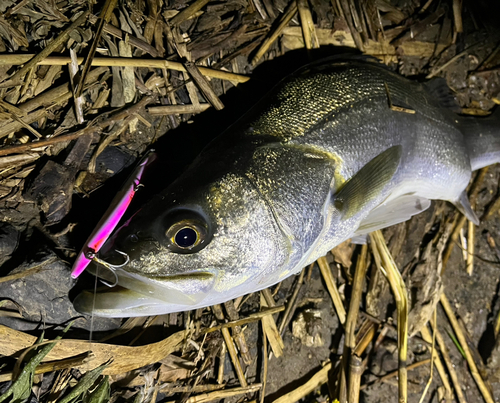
[91,250,130,288]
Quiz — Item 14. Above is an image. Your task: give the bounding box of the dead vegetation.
[0,0,500,402]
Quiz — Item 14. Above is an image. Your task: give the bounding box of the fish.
[73,57,500,317]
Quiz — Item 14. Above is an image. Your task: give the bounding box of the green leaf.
[0,321,74,403]
[58,361,109,403]
[83,375,110,403]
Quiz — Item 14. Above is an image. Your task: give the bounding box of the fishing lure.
[70,152,155,280]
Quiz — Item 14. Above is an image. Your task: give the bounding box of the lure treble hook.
[85,249,130,288]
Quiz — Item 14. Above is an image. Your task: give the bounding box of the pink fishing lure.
[70,153,155,279]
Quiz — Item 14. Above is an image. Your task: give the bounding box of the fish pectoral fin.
[350,234,368,244]
[354,193,431,236]
[333,145,403,219]
[453,190,480,225]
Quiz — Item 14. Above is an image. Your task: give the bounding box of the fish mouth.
[73,266,217,317]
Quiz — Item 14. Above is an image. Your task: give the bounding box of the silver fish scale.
[244,144,337,272]
[241,61,471,255]
[243,62,470,198]
[247,62,457,144]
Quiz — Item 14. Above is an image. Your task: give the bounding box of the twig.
[345,244,368,349]
[211,305,248,387]
[420,320,452,403]
[224,300,252,365]
[183,61,224,110]
[272,362,332,403]
[0,95,154,157]
[317,256,346,325]
[0,55,250,83]
[429,322,468,403]
[340,244,368,403]
[260,320,268,403]
[185,384,262,403]
[0,352,91,382]
[76,0,118,97]
[452,0,463,33]
[442,167,489,272]
[202,306,285,334]
[217,342,226,384]
[348,355,363,403]
[252,1,298,65]
[159,384,225,394]
[0,256,58,283]
[5,11,90,86]
[338,0,364,51]
[466,219,475,275]
[278,266,307,336]
[148,105,210,115]
[360,359,431,390]
[169,0,211,26]
[370,230,408,403]
[297,0,319,50]
[482,194,500,221]
[0,109,47,140]
[440,293,494,403]
[426,42,482,79]
[260,292,284,357]
[87,15,159,57]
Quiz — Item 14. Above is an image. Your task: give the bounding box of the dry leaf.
[0,325,186,375]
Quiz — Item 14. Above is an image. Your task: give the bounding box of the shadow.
[146,46,365,190]
[265,364,332,403]
[478,276,500,362]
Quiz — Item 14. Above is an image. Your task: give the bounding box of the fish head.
[73,162,290,317]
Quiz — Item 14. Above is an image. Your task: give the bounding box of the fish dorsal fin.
[354,194,431,236]
[334,145,402,219]
[453,190,480,225]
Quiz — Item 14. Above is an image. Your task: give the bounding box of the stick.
[272,363,332,403]
[452,0,463,33]
[348,355,363,403]
[317,256,346,325]
[297,0,319,49]
[0,55,250,83]
[169,0,211,26]
[370,230,408,403]
[252,1,298,66]
[466,219,474,275]
[5,11,90,86]
[211,305,248,388]
[185,384,261,403]
[440,293,494,403]
[0,95,154,157]
[183,61,224,110]
[76,0,118,97]
[202,306,285,334]
[278,266,307,335]
[429,322,467,403]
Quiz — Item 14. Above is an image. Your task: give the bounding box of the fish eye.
[175,227,198,248]
[165,217,208,253]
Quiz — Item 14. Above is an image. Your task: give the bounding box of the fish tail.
[461,108,500,171]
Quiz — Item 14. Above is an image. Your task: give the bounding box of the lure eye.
[166,218,208,253]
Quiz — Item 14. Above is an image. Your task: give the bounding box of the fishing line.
[89,265,99,345]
